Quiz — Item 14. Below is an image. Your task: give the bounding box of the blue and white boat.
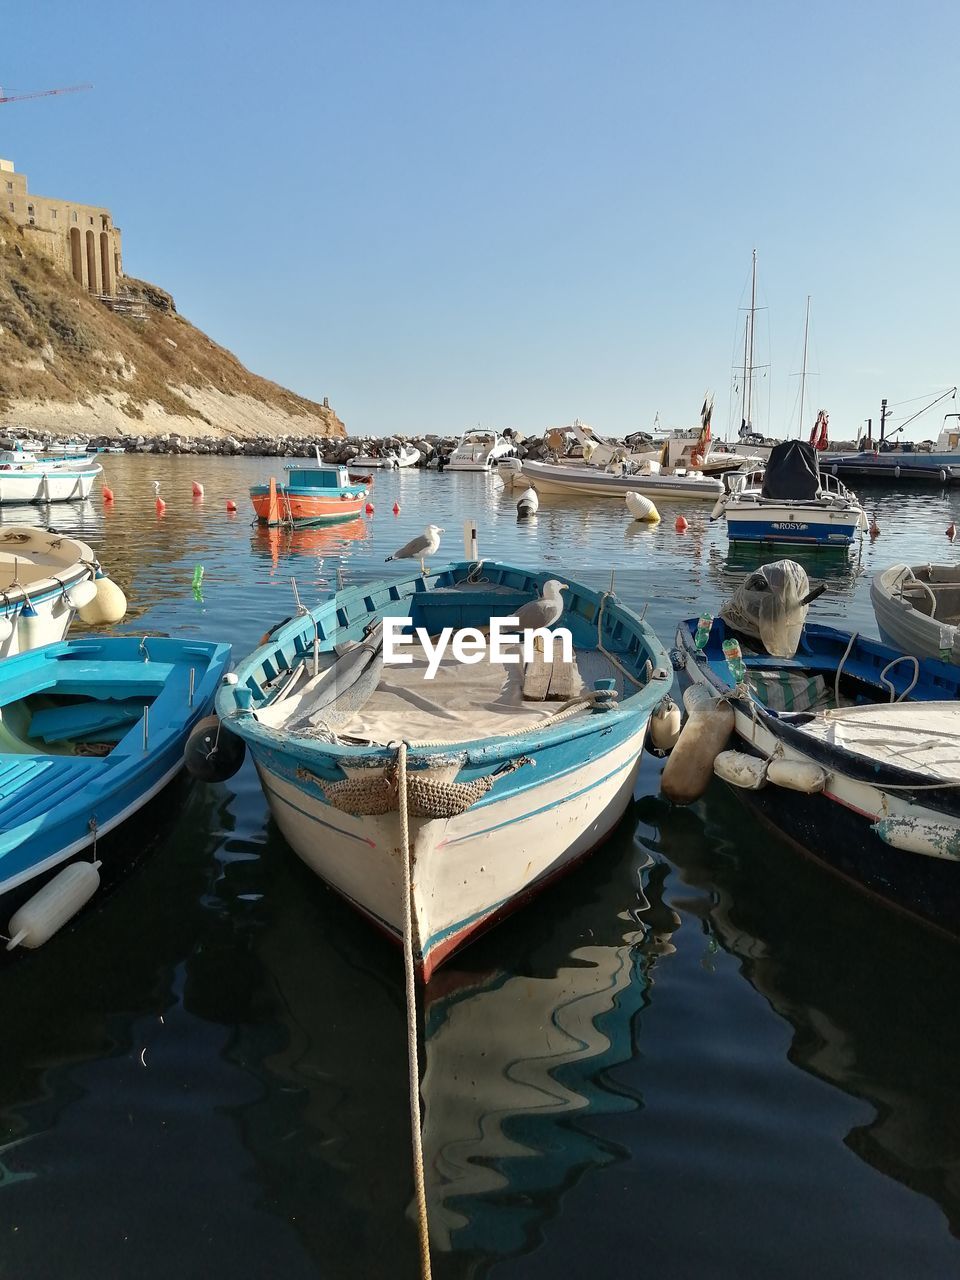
[673,571,960,940]
[0,634,231,949]
[823,411,960,485]
[713,439,866,547]
[216,560,672,979]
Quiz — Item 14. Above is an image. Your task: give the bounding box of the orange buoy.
[392,501,401,515]
[192,481,204,499]
[869,516,880,539]
[675,514,688,532]
[155,497,166,515]
[365,502,374,514]
[102,485,114,504]
[226,500,238,513]
[948,522,957,541]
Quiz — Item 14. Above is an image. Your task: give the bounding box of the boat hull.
[249,718,648,980]
[250,489,367,525]
[0,467,100,504]
[725,505,862,546]
[519,461,724,501]
[822,453,960,484]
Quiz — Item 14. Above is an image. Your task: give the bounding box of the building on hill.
[1,157,123,296]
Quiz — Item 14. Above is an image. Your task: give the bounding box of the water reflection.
[635,790,960,1239]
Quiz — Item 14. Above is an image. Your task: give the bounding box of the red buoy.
[155,497,166,515]
[226,499,238,513]
[365,502,374,514]
[102,485,114,504]
[675,514,688,532]
[192,481,204,499]
[869,516,880,539]
[392,501,401,515]
[948,522,957,541]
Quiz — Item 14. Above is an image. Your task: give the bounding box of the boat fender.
[16,600,45,651]
[6,861,101,951]
[0,615,13,643]
[714,749,767,789]
[894,465,901,479]
[78,576,127,625]
[648,697,681,753]
[941,469,948,483]
[625,492,660,522]
[873,816,960,862]
[661,686,735,805]
[183,714,246,782]
[709,495,726,521]
[831,464,838,476]
[65,579,98,609]
[766,758,827,793]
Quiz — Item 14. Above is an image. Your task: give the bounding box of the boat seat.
[0,661,173,709]
[522,648,583,701]
[28,699,146,744]
[0,755,108,831]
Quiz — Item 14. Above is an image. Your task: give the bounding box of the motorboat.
[871,564,960,663]
[215,559,672,979]
[501,457,725,501]
[445,429,518,472]
[670,560,960,939]
[822,411,960,485]
[352,444,421,469]
[0,458,102,504]
[0,525,126,658]
[250,461,369,527]
[0,634,232,949]
[712,440,866,547]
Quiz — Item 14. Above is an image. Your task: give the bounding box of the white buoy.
[766,758,827,793]
[661,684,735,805]
[6,861,101,950]
[78,577,127,625]
[649,697,681,751]
[714,749,767,789]
[517,487,539,519]
[874,816,960,861]
[625,492,660,523]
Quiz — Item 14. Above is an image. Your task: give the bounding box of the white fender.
[710,495,727,521]
[766,758,827,793]
[873,816,960,861]
[7,861,101,950]
[649,697,681,751]
[662,685,735,804]
[66,578,98,609]
[714,750,767,789]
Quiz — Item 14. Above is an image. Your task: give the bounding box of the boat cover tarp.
[761,440,820,500]
[798,701,960,781]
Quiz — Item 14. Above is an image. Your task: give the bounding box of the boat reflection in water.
[250,517,369,574]
[0,498,103,537]
[417,821,670,1256]
[634,790,960,1239]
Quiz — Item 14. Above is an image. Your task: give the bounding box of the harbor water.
[3,455,960,1279]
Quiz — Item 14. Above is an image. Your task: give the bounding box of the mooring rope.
[396,741,433,1279]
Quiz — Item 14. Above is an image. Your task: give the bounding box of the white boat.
[569,413,755,478]
[0,461,101,504]
[352,444,421,469]
[0,525,125,657]
[871,564,960,663]
[215,560,672,979]
[445,429,517,472]
[501,457,724,501]
[714,441,866,547]
[0,447,101,474]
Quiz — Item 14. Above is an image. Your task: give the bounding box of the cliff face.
[0,214,345,440]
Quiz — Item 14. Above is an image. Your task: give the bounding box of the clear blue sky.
[2,0,957,440]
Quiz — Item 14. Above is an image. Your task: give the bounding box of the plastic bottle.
[721,637,747,685]
[694,614,713,650]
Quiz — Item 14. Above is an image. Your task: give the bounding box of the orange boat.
[250,465,369,526]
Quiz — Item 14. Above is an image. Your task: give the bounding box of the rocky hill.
[0,213,345,442]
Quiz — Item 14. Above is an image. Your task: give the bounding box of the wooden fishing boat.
[871,563,960,663]
[215,560,672,979]
[250,463,368,526]
[0,524,126,657]
[0,634,232,949]
[672,605,960,939]
[0,460,102,504]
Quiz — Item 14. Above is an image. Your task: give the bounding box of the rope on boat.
[396,741,433,1280]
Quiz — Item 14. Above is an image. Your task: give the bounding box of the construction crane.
[0,83,93,106]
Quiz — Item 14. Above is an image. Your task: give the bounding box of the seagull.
[514,579,568,651]
[385,524,444,574]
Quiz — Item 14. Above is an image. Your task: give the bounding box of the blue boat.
[715,440,866,548]
[0,634,231,949]
[673,604,960,939]
[215,560,672,979]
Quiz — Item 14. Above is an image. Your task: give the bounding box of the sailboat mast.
[745,248,757,431]
[798,294,811,438]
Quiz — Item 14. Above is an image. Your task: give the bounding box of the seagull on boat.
[385,524,444,574]
[514,579,568,650]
